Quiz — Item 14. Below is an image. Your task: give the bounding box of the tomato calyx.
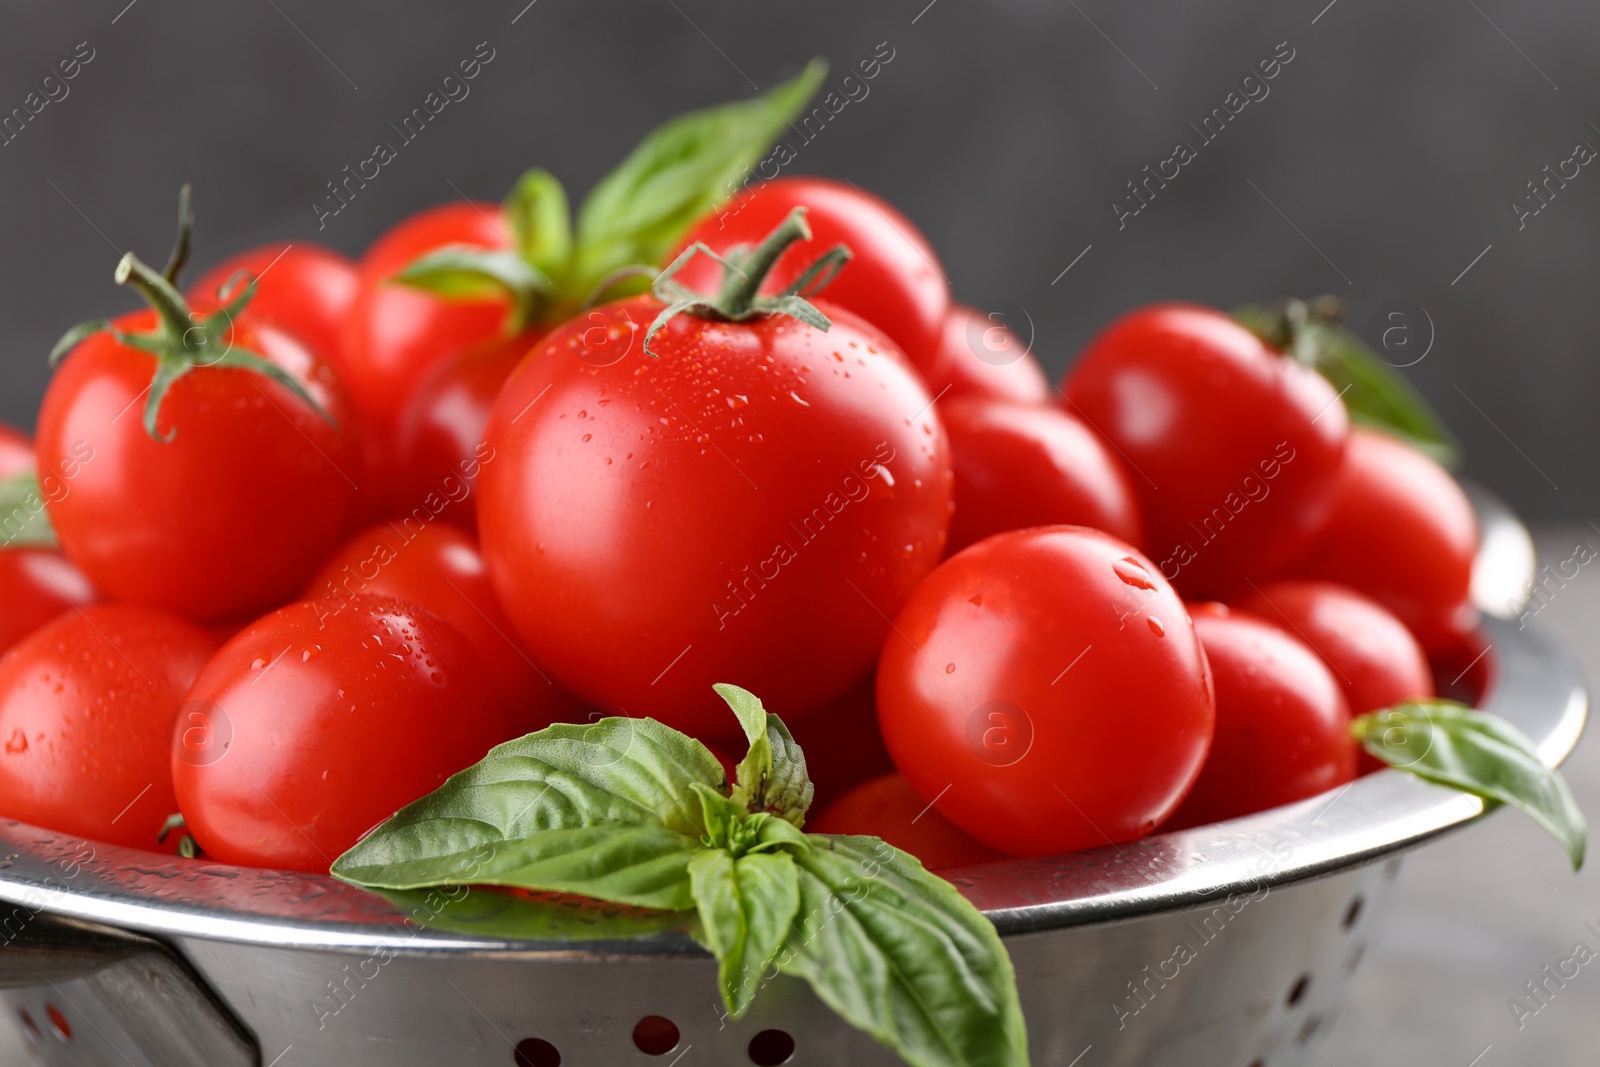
[643,206,851,357]
[157,812,200,859]
[48,188,336,443]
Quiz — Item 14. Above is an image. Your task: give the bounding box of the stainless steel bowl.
[0,487,1579,1067]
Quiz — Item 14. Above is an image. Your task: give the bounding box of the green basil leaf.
[568,58,827,299]
[332,717,725,909]
[502,167,572,285]
[689,849,801,1018]
[780,836,1029,1067]
[377,885,691,942]
[718,682,814,826]
[393,245,550,332]
[0,473,57,550]
[1355,700,1587,870]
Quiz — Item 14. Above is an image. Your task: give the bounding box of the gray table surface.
[0,526,1592,1066]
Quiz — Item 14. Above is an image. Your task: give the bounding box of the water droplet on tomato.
[945,663,956,674]
[1147,616,1165,637]
[1113,557,1157,590]
[5,730,26,755]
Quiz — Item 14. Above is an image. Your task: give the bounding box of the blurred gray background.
[0,0,1595,524]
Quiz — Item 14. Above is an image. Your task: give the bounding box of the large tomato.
[1166,604,1356,828]
[1280,428,1478,652]
[943,395,1143,554]
[0,604,215,851]
[174,596,518,871]
[924,304,1050,406]
[39,283,359,622]
[1062,304,1348,596]
[305,521,575,727]
[672,177,950,374]
[0,551,96,657]
[189,242,358,372]
[876,526,1214,856]
[479,294,952,738]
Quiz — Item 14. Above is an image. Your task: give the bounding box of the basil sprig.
[1234,297,1460,467]
[334,684,1029,1067]
[1354,699,1587,870]
[396,59,828,330]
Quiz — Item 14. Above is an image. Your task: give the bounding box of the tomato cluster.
[0,162,1477,873]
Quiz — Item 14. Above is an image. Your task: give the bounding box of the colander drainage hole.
[632,1015,681,1055]
[1246,1060,1264,1067]
[748,1028,796,1065]
[1343,895,1364,930]
[1285,974,1311,1008]
[16,1009,39,1044]
[513,1037,560,1067]
[46,1003,72,1042]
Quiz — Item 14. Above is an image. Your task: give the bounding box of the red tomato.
[1280,428,1478,652]
[480,295,952,738]
[174,596,518,871]
[809,773,1002,870]
[0,422,31,481]
[1429,625,1496,706]
[786,674,895,812]
[0,604,215,851]
[0,551,96,657]
[1062,304,1348,597]
[340,201,516,445]
[1166,604,1356,829]
[38,309,359,622]
[305,521,574,728]
[876,526,1214,856]
[1230,579,1434,716]
[924,305,1050,406]
[189,243,358,371]
[943,395,1143,554]
[392,333,529,530]
[672,177,950,374]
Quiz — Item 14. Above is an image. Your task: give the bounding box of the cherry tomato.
[672,177,950,374]
[339,201,516,445]
[480,295,951,738]
[39,308,359,622]
[0,422,31,481]
[943,395,1143,555]
[924,304,1050,406]
[305,521,574,728]
[0,604,215,851]
[876,526,1214,857]
[174,596,517,871]
[1165,604,1356,829]
[1230,579,1434,716]
[1429,625,1496,706]
[189,243,358,372]
[809,773,1002,870]
[1280,427,1478,652]
[1062,304,1348,597]
[0,551,96,657]
[786,673,894,812]
[392,333,528,530]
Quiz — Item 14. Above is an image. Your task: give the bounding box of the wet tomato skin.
[876,525,1214,857]
[479,294,952,739]
[1062,304,1348,597]
[809,773,1002,870]
[1165,604,1357,829]
[0,604,216,851]
[174,596,518,872]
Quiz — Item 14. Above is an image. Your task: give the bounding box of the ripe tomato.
[943,395,1143,555]
[1280,428,1478,652]
[672,177,950,374]
[1166,604,1355,829]
[809,773,1002,870]
[392,333,528,530]
[189,243,358,372]
[1062,304,1348,597]
[39,306,359,622]
[1230,579,1434,716]
[339,202,516,444]
[305,521,574,728]
[0,551,96,657]
[480,295,951,738]
[0,604,215,851]
[174,596,518,871]
[0,422,31,480]
[924,305,1050,406]
[786,673,894,812]
[876,526,1214,856]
